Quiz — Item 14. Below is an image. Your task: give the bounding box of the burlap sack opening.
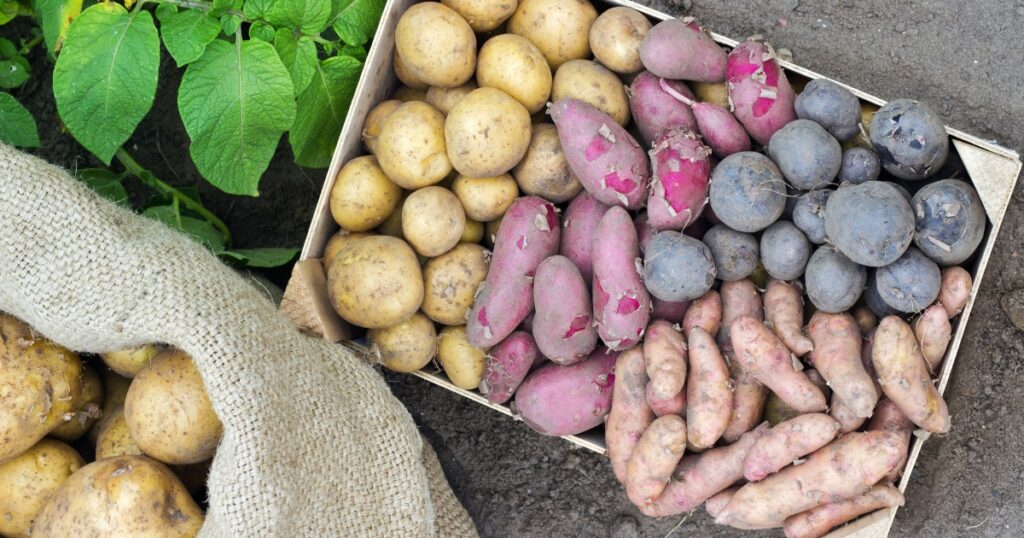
[0,144,477,537]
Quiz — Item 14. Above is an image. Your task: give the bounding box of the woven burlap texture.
[0,145,477,537]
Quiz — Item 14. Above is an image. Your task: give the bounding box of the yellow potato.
[512,123,582,202]
[426,82,477,115]
[328,235,424,328]
[375,193,406,239]
[421,243,490,325]
[402,186,466,257]
[0,439,84,538]
[552,59,630,126]
[445,87,532,177]
[86,368,131,446]
[452,174,519,222]
[508,0,597,69]
[476,34,552,114]
[100,344,161,378]
[392,85,428,102]
[395,3,476,88]
[0,314,82,464]
[362,99,402,154]
[393,49,428,90]
[437,326,487,390]
[441,0,518,32]
[461,219,484,244]
[589,7,651,74]
[322,230,373,271]
[330,155,403,232]
[691,81,730,109]
[377,101,451,189]
[95,406,143,460]
[369,313,438,373]
[485,216,504,248]
[124,350,222,465]
[49,364,104,442]
[31,455,203,537]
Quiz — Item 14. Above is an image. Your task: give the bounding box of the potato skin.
[421,243,489,325]
[49,365,104,442]
[441,0,517,32]
[402,186,466,257]
[730,316,827,413]
[515,348,617,436]
[393,50,428,90]
[532,256,597,364]
[376,101,451,189]
[807,311,879,418]
[96,406,143,460]
[764,280,813,356]
[445,87,532,177]
[480,331,538,405]
[0,439,84,538]
[783,484,905,538]
[461,219,484,244]
[329,156,403,233]
[512,124,582,203]
[477,34,551,113]
[125,350,223,465]
[437,326,487,390]
[30,455,203,538]
[328,235,424,329]
[592,207,651,350]
[871,316,950,433]
[508,0,597,69]
[683,290,721,337]
[395,3,476,88]
[100,344,160,378]
[643,320,686,401]
[86,369,132,447]
[552,60,630,126]
[914,303,952,372]
[369,313,437,374]
[362,99,401,154]
[589,7,650,74]
[322,230,372,271]
[741,413,840,482]
[938,265,972,317]
[625,415,687,507]
[425,82,477,115]
[452,174,519,222]
[686,327,732,450]
[605,348,653,483]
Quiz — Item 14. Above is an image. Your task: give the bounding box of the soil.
[11,1,1024,536]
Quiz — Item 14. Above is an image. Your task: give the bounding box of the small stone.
[1017,6,1024,15]
[895,22,906,32]
[1000,288,1024,331]
[609,515,641,538]
[785,0,800,10]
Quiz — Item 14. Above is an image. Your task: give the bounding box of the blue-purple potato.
[869,99,949,180]
[709,152,787,232]
[767,119,842,190]
[911,179,986,265]
[874,247,941,313]
[703,225,759,282]
[805,246,867,313]
[839,148,881,184]
[760,221,811,281]
[792,189,832,244]
[794,78,862,141]
[864,272,899,317]
[824,181,915,267]
[783,187,804,219]
[643,230,717,302]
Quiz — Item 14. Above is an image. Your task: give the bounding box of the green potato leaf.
[0,58,28,88]
[289,55,362,168]
[156,5,221,67]
[259,0,331,35]
[0,92,39,147]
[143,204,227,253]
[220,12,242,35]
[76,168,129,204]
[0,1,19,26]
[273,28,316,95]
[249,21,275,42]
[222,247,299,267]
[210,0,241,18]
[332,0,384,46]
[33,0,83,54]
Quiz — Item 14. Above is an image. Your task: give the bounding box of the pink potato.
[938,266,973,317]
[514,348,618,436]
[731,316,827,413]
[480,331,539,404]
[783,484,905,538]
[647,383,686,417]
[550,98,649,209]
[872,316,950,433]
[913,303,952,373]
[467,196,560,347]
[722,350,769,443]
[829,397,867,434]
[560,191,610,282]
[807,312,879,418]
[651,298,691,323]
[644,320,687,400]
[656,78,751,157]
[742,413,840,482]
[606,348,655,483]
[683,290,722,336]
[686,327,733,450]
[638,17,727,82]
[726,38,797,146]
[716,431,905,530]
[867,398,914,482]
[765,279,813,356]
[592,206,652,350]
[625,414,688,507]
[633,211,655,254]
[533,255,598,364]
[627,71,698,146]
[717,279,763,351]
[706,486,740,519]
[646,127,712,231]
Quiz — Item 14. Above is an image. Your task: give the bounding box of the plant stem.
[18,34,43,55]
[114,148,232,244]
[147,0,214,11]
[309,35,337,46]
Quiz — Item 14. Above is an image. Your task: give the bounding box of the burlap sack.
[0,144,477,537]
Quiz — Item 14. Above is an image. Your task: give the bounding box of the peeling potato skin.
[49,364,104,442]
[0,439,84,538]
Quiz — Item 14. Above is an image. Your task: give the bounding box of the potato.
[605,348,654,483]
[0,439,84,537]
[437,326,486,390]
[322,230,372,270]
[392,85,427,102]
[86,368,132,446]
[330,156,403,232]
[328,235,424,328]
[691,81,730,109]
[99,344,161,378]
[625,415,687,507]
[376,193,407,239]
[441,0,517,32]
[393,49,428,90]
[0,314,83,464]
[421,243,490,325]
[377,101,451,189]
[589,7,650,74]
[362,99,401,154]
[125,350,222,465]
[511,123,581,203]
[402,186,466,257]
[426,82,477,115]
[96,406,143,459]
[31,455,203,537]
[508,0,597,69]
[49,365,103,442]
[485,216,503,247]
[552,59,630,126]
[445,87,532,178]
[461,219,484,243]
[395,3,476,88]
[368,313,437,373]
[477,34,552,114]
[452,174,519,222]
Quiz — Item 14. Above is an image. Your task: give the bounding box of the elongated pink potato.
[625,415,687,507]
[783,484,905,538]
[718,279,762,351]
[655,77,751,157]
[627,71,697,145]
[731,316,827,413]
[592,206,651,350]
[480,331,538,404]
[722,350,769,443]
[638,17,727,82]
[644,320,687,400]
[872,316,950,433]
[807,312,878,418]
[514,348,618,436]
[867,398,914,482]
[647,383,686,417]
[684,290,722,336]
[606,348,654,483]
[533,256,598,364]
[646,127,712,231]
[706,486,740,519]
[765,279,813,356]
[829,397,867,434]
[742,413,840,482]
[938,266,972,317]
[559,192,609,282]
[686,327,732,450]
[913,303,952,373]
[726,38,796,145]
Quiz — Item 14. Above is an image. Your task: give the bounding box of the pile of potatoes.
[0,313,219,537]
[324,1,983,535]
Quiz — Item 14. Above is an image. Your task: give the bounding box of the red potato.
[467,196,560,347]
[559,191,609,282]
[829,397,867,434]
[765,279,813,356]
[913,303,952,372]
[686,327,733,450]
[722,351,769,442]
[807,312,879,418]
[627,71,697,146]
[872,316,951,433]
[638,17,727,82]
[533,256,598,364]
[480,332,539,404]
[706,486,740,519]
[726,38,797,146]
[644,320,687,400]
[731,316,828,413]
[647,127,712,231]
[606,348,655,483]
[938,266,973,317]
[550,98,649,209]
[742,413,841,482]
[647,383,686,418]
[852,306,878,336]
[684,290,722,336]
[867,398,914,482]
[716,431,905,530]
[514,348,618,436]
[592,207,652,350]
[718,279,763,351]
[640,423,771,517]
[783,484,905,538]
[651,298,691,323]
[625,415,688,507]
[657,78,751,157]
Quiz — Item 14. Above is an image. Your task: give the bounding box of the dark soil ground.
[11,1,1024,536]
